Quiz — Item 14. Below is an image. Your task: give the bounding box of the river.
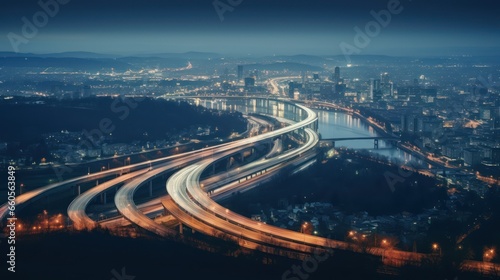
[198,98,423,166]
[316,109,424,166]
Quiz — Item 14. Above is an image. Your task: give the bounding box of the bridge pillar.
[101,192,107,204]
[149,181,153,197]
[332,141,335,148]
[77,185,81,196]
[374,139,379,149]
[179,223,183,234]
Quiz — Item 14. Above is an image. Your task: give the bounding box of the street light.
[484,248,495,262]
[301,222,308,234]
[43,210,49,230]
[432,243,441,256]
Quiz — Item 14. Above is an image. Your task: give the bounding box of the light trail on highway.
[67,113,277,230]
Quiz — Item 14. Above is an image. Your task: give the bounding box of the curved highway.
[165,127,425,262]
[67,114,277,229]
[114,143,258,235]
[68,169,150,230]
[110,102,316,233]
[0,97,430,266]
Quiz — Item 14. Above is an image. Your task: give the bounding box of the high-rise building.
[244,77,255,88]
[416,116,442,135]
[463,148,482,167]
[222,67,229,82]
[288,82,302,99]
[334,83,346,96]
[380,73,394,98]
[401,114,417,134]
[237,65,244,81]
[369,79,382,101]
[381,72,390,84]
[250,70,258,82]
[334,67,340,83]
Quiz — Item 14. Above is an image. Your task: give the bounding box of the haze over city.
[1,1,499,280]
[1,0,499,56]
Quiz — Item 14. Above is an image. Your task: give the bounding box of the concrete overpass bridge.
[1,96,436,269]
[320,136,399,149]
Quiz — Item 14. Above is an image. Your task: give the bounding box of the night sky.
[1,0,499,56]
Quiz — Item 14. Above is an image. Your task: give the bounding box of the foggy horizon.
[1,0,499,56]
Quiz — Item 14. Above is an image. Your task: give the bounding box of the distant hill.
[268,54,328,65]
[0,56,135,71]
[0,52,39,57]
[0,51,119,59]
[39,51,120,59]
[130,51,220,59]
[117,56,189,69]
[0,51,218,70]
[242,62,323,72]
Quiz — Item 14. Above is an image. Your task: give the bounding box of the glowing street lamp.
[301,222,309,233]
[432,243,441,255]
[484,248,495,262]
[382,239,389,247]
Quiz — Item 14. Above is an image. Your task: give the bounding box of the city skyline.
[1,1,499,279]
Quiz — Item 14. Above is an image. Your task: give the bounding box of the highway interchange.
[0,97,449,267]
